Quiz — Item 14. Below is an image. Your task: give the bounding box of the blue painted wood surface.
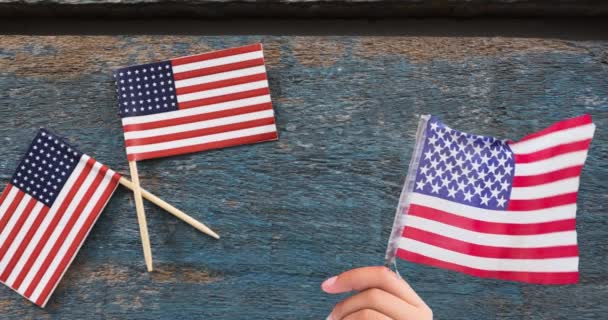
[0,36,606,319]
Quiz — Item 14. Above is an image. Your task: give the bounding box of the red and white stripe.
[0,155,120,307]
[122,43,278,161]
[396,115,595,284]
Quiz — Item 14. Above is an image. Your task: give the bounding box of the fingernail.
[326,314,333,320]
[321,276,337,290]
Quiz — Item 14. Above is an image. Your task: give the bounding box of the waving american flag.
[114,43,278,161]
[386,115,595,284]
[0,129,120,307]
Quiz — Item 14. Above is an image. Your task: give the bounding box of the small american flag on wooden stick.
[114,43,279,161]
[386,114,595,284]
[113,43,274,271]
[0,129,121,307]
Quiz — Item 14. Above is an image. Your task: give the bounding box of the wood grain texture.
[0,35,607,319]
[1,1,608,18]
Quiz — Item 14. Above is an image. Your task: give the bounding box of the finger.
[321,266,425,307]
[341,309,393,320]
[328,288,426,320]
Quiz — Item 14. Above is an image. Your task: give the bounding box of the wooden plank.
[0,0,608,18]
[0,35,606,319]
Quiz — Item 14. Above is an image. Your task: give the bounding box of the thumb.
[320,266,426,308]
[321,266,394,294]
[321,275,345,294]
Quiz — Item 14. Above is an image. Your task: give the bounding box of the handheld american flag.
[386,115,595,284]
[0,129,120,307]
[114,43,279,161]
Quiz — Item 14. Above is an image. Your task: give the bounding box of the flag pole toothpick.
[128,160,154,272]
[118,177,219,239]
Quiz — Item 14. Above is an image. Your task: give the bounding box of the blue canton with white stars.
[414,117,515,210]
[11,129,82,206]
[114,60,179,118]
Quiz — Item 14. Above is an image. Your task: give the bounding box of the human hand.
[321,266,432,320]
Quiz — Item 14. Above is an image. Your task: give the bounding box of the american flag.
[386,114,595,284]
[0,129,120,307]
[114,43,278,161]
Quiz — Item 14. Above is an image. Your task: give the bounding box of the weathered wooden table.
[0,19,607,320]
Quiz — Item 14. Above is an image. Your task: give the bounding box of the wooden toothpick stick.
[118,177,219,239]
[128,160,154,272]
